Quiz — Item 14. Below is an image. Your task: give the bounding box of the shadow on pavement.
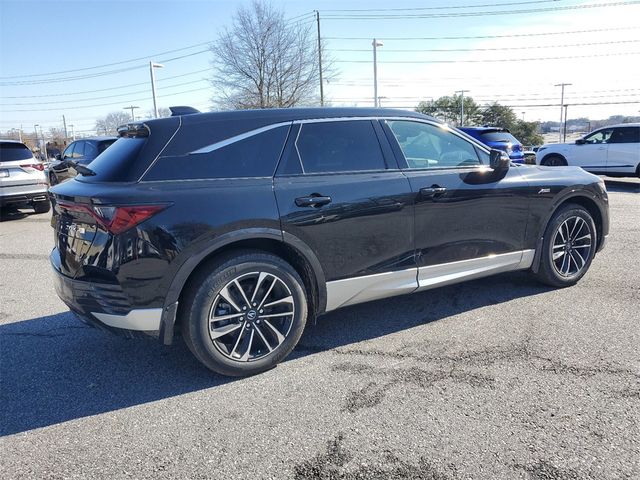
[0,206,31,222]
[603,178,640,193]
[0,271,551,437]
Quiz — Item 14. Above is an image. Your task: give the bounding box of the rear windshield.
[80,138,146,182]
[0,142,33,162]
[479,131,520,144]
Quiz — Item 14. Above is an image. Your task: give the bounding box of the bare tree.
[210,0,325,109]
[95,111,133,135]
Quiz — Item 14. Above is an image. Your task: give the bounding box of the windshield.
[478,131,520,144]
[0,142,34,162]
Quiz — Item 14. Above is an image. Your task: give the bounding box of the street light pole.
[315,11,324,106]
[69,124,75,141]
[555,83,572,142]
[372,39,383,107]
[455,90,469,126]
[563,104,569,143]
[150,62,164,118]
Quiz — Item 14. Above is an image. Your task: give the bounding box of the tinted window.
[144,125,289,181]
[86,138,146,180]
[478,131,520,145]
[84,141,98,160]
[296,121,386,173]
[609,126,640,144]
[584,129,613,144]
[0,142,34,162]
[388,121,481,169]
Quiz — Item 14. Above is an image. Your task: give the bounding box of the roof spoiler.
[169,106,201,116]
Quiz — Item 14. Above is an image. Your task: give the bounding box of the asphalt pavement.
[1,178,638,479]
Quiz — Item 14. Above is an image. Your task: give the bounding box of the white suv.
[0,140,50,213]
[536,123,640,178]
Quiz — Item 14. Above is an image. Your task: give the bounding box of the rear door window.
[62,143,74,159]
[143,125,290,181]
[0,142,33,162]
[609,127,640,144]
[295,120,386,174]
[84,142,98,160]
[71,141,85,159]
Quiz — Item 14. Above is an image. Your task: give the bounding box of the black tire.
[32,201,50,214]
[542,154,567,167]
[181,250,308,376]
[532,204,597,288]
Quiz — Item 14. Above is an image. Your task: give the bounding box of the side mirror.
[55,153,61,160]
[489,149,510,171]
[575,138,586,145]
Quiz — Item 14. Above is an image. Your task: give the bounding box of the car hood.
[518,164,602,186]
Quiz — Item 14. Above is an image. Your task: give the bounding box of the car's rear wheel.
[181,251,308,376]
[33,200,50,214]
[542,154,567,167]
[532,204,596,287]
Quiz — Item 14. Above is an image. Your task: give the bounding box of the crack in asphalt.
[293,433,452,480]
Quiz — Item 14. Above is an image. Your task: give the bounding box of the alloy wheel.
[551,215,593,277]
[208,271,295,362]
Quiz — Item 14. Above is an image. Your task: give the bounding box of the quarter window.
[295,121,386,173]
[388,121,481,169]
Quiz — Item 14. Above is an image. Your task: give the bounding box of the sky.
[1,0,639,137]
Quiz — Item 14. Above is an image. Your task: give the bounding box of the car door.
[274,119,416,312]
[572,128,613,173]
[380,119,532,290]
[606,126,640,175]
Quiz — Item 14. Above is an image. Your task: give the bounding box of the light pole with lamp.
[150,62,164,118]
[372,39,383,107]
[554,83,571,142]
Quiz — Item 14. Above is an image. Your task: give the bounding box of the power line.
[322,1,640,19]
[325,26,639,40]
[335,51,640,64]
[328,39,640,53]
[323,0,562,12]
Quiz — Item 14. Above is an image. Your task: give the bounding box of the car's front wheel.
[181,251,309,376]
[532,204,597,287]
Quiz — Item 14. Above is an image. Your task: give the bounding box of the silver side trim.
[92,308,163,331]
[324,250,535,312]
[190,121,292,154]
[416,249,535,291]
[325,268,417,312]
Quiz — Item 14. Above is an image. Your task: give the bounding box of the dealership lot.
[1,178,638,479]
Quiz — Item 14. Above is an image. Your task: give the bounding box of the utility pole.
[19,124,22,143]
[149,62,164,118]
[315,10,324,107]
[455,90,469,126]
[563,104,568,143]
[69,124,75,141]
[522,111,526,121]
[372,39,383,107]
[554,83,571,142]
[124,105,140,121]
[62,115,68,140]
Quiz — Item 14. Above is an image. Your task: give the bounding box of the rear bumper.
[0,190,49,207]
[51,255,162,336]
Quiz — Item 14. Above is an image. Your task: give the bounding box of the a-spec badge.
[538,188,551,194]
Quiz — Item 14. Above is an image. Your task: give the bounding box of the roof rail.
[169,106,201,117]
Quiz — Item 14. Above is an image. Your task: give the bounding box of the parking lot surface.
[1,178,638,479]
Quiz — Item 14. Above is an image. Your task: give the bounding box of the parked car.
[49,107,609,377]
[458,126,525,163]
[536,124,640,177]
[0,140,50,213]
[48,137,117,185]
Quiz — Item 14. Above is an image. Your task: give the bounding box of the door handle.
[420,186,447,198]
[295,195,332,208]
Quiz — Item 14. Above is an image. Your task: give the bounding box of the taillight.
[57,201,167,235]
[93,205,166,235]
[21,163,45,171]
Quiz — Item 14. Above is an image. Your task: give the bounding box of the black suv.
[50,108,609,376]
[48,137,117,185]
